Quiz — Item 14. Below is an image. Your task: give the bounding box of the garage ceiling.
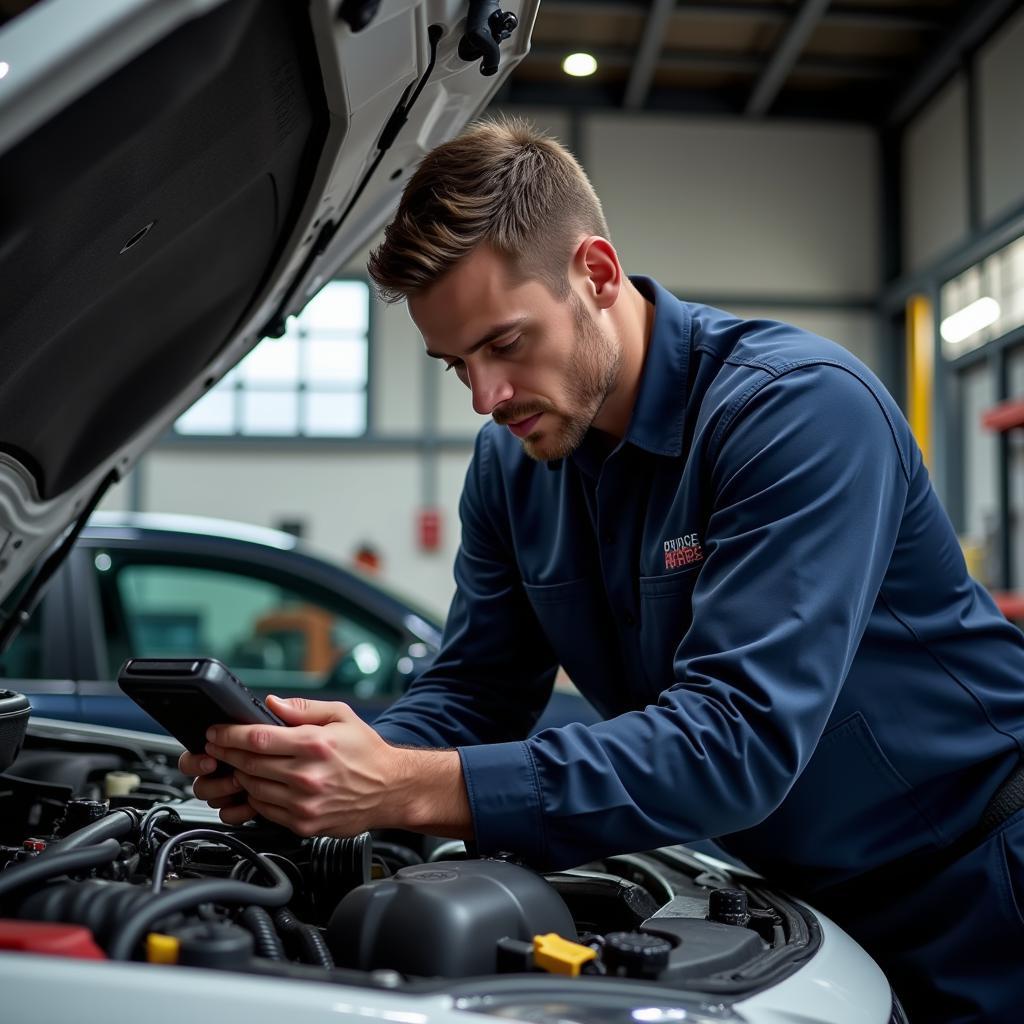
[498,0,1023,123]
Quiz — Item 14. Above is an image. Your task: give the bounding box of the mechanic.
[182,119,1024,1021]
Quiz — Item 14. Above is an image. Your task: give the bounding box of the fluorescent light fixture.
[940,296,1000,345]
[0,62,9,81]
[562,52,597,77]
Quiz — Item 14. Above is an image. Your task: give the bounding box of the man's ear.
[571,236,621,310]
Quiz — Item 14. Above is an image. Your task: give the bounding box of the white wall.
[113,108,885,615]
[902,6,1024,275]
[100,448,470,620]
[586,114,879,300]
[372,299,424,435]
[979,6,1024,225]
[902,76,969,274]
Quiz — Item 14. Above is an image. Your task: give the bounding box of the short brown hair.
[367,116,609,303]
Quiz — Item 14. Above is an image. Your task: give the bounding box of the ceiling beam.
[745,0,832,116]
[887,0,1021,125]
[623,0,676,109]
[539,1,945,32]
[529,42,899,79]
[503,80,880,121]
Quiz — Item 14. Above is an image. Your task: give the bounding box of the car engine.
[0,698,821,999]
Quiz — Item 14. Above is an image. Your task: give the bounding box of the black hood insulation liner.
[0,0,329,498]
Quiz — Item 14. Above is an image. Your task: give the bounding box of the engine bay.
[0,716,821,999]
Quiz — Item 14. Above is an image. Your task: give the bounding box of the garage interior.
[94,0,1024,625]
[2,1,1024,1018]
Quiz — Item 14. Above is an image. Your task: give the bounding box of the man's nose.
[469,365,514,416]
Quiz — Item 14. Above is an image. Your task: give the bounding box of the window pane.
[105,563,398,696]
[304,391,366,436]
[960,362,999,582]
[176,388,235,435]
[306,337,367,385]
[0,603,42,679]
[173,278,370,437]
[238,337,299,385]
[942,232,1024,359]
[301,280,369,334]
[241,391,298,435]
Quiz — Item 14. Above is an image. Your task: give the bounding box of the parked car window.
[0,605,42,680]
[97,561,399,698]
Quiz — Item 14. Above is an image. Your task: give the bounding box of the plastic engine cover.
[327,859,577,977]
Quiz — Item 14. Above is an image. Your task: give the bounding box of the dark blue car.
[1,512,597,736]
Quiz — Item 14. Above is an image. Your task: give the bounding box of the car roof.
[86,511,300,551]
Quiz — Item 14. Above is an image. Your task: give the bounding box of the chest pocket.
[637,564,701,694]
[522,576,628,718]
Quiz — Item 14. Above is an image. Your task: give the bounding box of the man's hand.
[177,695,473,840]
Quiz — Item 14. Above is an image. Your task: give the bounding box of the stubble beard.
[520,294,622,462]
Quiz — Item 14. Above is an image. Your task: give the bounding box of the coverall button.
[623,611,636,626]
[602,532,615,544]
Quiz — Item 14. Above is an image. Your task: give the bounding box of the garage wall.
[101,107,880,616]
[979,6,1024,225]
[902,5,1024,275]
[901,77,969,274]
[896,8,1024,565]
[100,448,474,619]
[584,114,878,301]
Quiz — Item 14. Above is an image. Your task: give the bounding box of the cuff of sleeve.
[458,740,546,864]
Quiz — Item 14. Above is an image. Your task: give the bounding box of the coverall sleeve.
[458,363,912,869]
[370,428,560,749]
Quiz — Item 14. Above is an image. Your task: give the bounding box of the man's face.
[409,245,621,461]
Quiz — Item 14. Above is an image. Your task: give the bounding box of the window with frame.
[94,558,402,699]
[940,234,1024,360]
[175,280,370,437]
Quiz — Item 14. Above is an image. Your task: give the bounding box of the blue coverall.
[373,277,1024,1021]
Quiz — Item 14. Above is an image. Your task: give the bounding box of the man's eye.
[493,336,522,356]
[444,360,463,373]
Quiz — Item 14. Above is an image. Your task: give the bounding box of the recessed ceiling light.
[0,63,10,81]
[562,52,597,78]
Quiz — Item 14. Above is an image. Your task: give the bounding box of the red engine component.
[0,921,107,959]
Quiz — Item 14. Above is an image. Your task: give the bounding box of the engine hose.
[0,839,121,906]
[44,809,140,855]
[273,906,334,969]
[152,829,284,894]
[107,863,293,961]
[18,879,156,947]
[140,806,181,857]
[303,833,373,909]
[238,905,286,961]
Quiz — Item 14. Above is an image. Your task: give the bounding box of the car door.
[73,534,411,735]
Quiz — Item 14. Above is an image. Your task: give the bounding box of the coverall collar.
[562,276,690,475]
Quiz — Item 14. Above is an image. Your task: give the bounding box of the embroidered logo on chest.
[663,532,703,570]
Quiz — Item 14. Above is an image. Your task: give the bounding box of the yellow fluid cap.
[532,933,597,977]
[146,932,180,964]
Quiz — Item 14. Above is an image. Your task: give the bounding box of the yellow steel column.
[906,294,934,469]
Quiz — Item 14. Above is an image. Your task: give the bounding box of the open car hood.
[0,0,536,609]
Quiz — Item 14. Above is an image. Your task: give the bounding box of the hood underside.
[1,0,327,499]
